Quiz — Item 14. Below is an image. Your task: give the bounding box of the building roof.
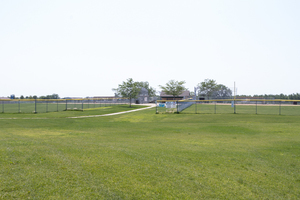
[160,90,190,97]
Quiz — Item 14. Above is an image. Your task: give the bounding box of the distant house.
[136,87,151,104]
[93,88,155,104]
[160,91,190,101]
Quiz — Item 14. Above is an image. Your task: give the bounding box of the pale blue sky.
[1,0,299,97]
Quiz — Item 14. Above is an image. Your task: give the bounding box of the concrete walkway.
[67,104,156,118]
[0,104,156,120]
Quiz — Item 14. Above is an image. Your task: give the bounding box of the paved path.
[68,104,156,118]
[0,104,156,120]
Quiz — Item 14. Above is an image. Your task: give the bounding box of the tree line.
[113,78,233,104]
[8,79,300,102]
[112,78,156,107]
[157,79,232,99]
[113,78,300,105]
[237,93,300,100]
[9,94,60,100]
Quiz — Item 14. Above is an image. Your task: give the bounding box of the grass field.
[0,101,128,114]
[0,105,146,119]
[0,105,300,199]
[158,103,300,116]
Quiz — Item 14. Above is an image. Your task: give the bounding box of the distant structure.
[94,88,155,104]
[136,87,149,104]
[160,91,190,101]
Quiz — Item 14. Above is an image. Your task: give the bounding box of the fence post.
[256,101,258,114]
[234,100,236,114]
[2,101,3,113]
[57,100,58,112]
[46,100,48,113]
[177,101,179,113]
[82,99,83,111]
[214,102,216,114]
[18,100,20,113]
[156,101,158,114]
[34,99,37,113]
[279,101,281,115]
[66,99,67,110]
[195,100,197,114]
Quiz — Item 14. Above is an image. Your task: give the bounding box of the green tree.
[20,95,24,99]
[211,84,232,99]
[197,79,218,99]
[198,79,232,99]
[39,94,60,99]
[136,81,156,97]
[113,78,141,107]
[159,80,187,98]
[48,94,59,99]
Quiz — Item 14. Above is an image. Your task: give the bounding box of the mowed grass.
[179,103,300,116]
[0,107,300,199]
[0,102,133,114]
[0,104,147,119]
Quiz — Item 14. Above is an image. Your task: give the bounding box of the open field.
[158,103,300,116]
[1,106,300,199]
[0,105,147,119]
[0,101,129,114]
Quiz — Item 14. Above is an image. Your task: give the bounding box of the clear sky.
[1,0,299,98]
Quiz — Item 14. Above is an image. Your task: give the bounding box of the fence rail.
[0,98,131,113]
[156,99,300,116]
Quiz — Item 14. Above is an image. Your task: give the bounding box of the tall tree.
[197,79,218,99]
[112,78,141,107]
[159,80,187,97]
[136,81,156,97]
[198,79,232,99]
[211,84,232,99]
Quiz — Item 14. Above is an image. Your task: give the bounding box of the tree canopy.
[39,94,60,99]
[211,84,232,99]
[198,79,232,99]
[136,81,156,97]
[159,80,187,97]
[113,78,158,106]
[238,93,300,100]
[197,79,218,99]
[113,78,141,107]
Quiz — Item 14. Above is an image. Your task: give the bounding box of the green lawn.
[0,101,128,114]
[172,103,300,116]
[0,104,146,119]
[0,107,300,199]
